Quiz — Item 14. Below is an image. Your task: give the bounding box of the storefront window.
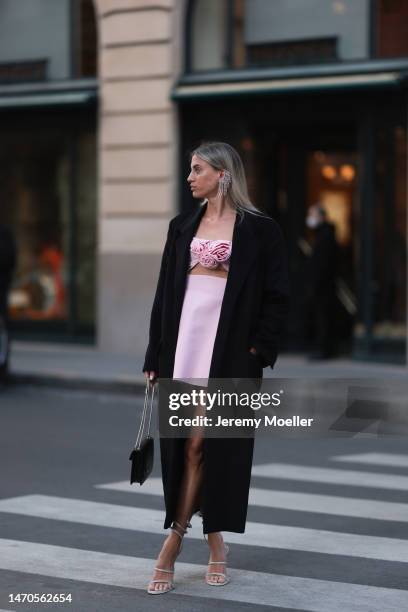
[73,0,98,78]
[187,0,371,72]
[189,0,229,71]
[1,131,69,322]
[374,0,408,59]
[76,130,97,326]
[0,116,96,338]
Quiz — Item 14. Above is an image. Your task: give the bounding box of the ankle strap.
[170,520,192,538]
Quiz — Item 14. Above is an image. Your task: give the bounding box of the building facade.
[0,0,407,365]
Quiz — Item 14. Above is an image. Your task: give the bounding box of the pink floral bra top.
[189,236,232,271]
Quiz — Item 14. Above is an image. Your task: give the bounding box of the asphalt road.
[1,384,408,612]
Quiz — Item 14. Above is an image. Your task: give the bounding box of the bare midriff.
[188,263,228,279]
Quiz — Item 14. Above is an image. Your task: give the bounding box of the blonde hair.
[190,141,266,223]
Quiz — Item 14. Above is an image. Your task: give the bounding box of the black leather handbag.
[129,378,155,485]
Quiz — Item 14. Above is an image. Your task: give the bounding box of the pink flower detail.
[199,252,219,268]
[191,237,208,255]
[190,237,232,269]
[208,241,231,262]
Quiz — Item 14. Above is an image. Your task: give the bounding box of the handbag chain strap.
[134,379,155,450]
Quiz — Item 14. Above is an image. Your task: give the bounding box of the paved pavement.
[8,341,408,393]
[1,385,408,611]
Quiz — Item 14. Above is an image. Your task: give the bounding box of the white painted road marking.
[251,462,408,490]
[331,453,408,468]
[0,538,407,612]
[0,495,407,563]
[97,477,408,522]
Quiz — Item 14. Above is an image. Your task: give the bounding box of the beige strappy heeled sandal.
[203,533,230,586]
[147,520,192,595]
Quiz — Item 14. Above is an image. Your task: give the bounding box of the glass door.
[305,149,358,355]
[265,130,359,357]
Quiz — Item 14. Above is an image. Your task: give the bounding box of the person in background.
[0,224,17,383]
[305,204,338,359]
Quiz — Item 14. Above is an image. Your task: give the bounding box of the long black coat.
[142,202,290,533]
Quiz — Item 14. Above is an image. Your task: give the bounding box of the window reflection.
[0,121,96,333]
[187,0,375,72]
[11,244,67,321]
[375,0,408,59]
[0,132,69,322]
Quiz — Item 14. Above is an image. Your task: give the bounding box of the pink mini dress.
[172,237,232,386]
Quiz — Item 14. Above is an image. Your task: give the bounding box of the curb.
[8,371,147,395]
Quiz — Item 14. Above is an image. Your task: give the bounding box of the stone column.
[94,0,178,357]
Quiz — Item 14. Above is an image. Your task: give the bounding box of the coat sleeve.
[142,218,176,374]
[250,221,290,369]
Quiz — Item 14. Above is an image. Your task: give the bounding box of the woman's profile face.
[187,154,220,199]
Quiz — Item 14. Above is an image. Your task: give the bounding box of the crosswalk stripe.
[96,478,408,522]
[0,538,407,611]
[0,495,407,563]
[331,453,408,468]
[251,462,408,490]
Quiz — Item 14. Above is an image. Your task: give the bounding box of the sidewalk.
[8,341,408,394]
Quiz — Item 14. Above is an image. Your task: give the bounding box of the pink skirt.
[172,274,227,386]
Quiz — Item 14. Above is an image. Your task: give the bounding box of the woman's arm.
[142,218,176,376]
[250,221,290,369]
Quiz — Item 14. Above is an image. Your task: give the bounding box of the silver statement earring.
[217,170,232,198]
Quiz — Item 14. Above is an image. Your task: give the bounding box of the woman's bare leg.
[206,532,228,584]
[179,407,227,585]
[174,391,207,525]
[175,435,204,523]
[148,401,205,592]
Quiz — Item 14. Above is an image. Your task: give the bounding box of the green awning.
[0,79,98,109]
[0,91,96,108]
[172,70,403,100]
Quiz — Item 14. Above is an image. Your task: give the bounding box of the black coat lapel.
[173,203,207,328]
[211,210,259,375]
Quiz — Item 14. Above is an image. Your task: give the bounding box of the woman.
[143,141,290,594]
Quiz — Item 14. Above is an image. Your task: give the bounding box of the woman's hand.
[249,347,258,355]
[144,370,158,385]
